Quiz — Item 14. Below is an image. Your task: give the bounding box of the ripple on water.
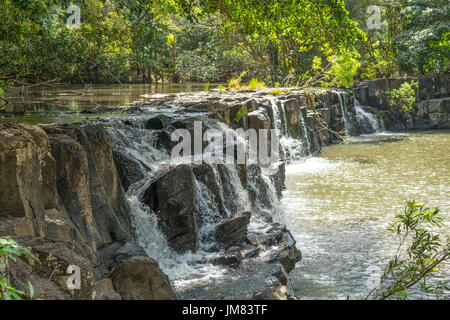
[282,131,450,299]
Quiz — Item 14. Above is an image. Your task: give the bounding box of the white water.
[269,97,308,161]
[107,93,395,298]
[127,175,231,291]
[106,116,290,297]
[270,98,284,134]
[336,91,355,136]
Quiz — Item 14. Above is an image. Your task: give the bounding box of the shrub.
[269,89,286,96]
[386,81,418,112]
[328,50,361,88]
[234,106,248,123]
[247,78,266,90]
[228,71,247,89]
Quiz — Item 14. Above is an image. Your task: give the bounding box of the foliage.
[0,0,447,89]
[228,71,247,89]
[176,50,219,82]
[347,0,402,79]
[393,0,450,74]
[269,89,287,96]
[289,50,360,89]
[366,201,450,300]
[247,78,266,90]
[351,0,450,78]
[328,50,361,88]
[386,81,418,112]
[234,105,248,123]
[186,0,365,85]
[0,238,39,300]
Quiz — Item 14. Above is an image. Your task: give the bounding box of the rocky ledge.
[1,80,448,300]
[353,74,450,130]
[0,118,301,300]
[1,86,352,300]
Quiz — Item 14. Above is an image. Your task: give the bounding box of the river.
[1,83,211,124]
[282,131,450,299]
[2,84,449,299]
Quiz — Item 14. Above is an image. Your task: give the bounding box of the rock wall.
[353,74,450,130]
[0,123,174,300]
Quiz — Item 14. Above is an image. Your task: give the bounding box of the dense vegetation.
[0,0,448,93]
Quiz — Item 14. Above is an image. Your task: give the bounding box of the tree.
[393,0,450,74]
[354,0,450,77]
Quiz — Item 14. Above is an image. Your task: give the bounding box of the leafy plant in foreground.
[366,201,450,300]
[0,238,39,300]
[386,81,418,112]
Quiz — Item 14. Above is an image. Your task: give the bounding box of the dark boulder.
[215,212,251,244]
[7,236,94,300]
[112,150,145,191]
[145,114,175,130]
[111,256,176,300]
[212,246,243,267]
[142,164,198,252]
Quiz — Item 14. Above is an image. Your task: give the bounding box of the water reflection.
[3,83,214,114]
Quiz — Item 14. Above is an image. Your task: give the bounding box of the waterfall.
[336,91,355,136]
[299,109,311,156]
[270,98,284,134]
[269,97,309,161]
[104,116,288,296]
[279,100,288,135]
[194,178,223,249]
[220,164,252,214]
[126,180,176,268]
[354,98,385,134]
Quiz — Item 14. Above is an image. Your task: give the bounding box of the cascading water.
[270,98,284,134]
[354,98,385,134]
[194,178,223,249]
[336,91,355,136]
[105,118,227,288]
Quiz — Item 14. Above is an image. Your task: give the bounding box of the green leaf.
[28,281,34,299]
